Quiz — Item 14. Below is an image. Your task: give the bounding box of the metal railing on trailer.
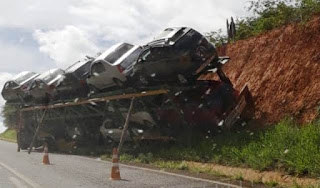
[17,89,170,153]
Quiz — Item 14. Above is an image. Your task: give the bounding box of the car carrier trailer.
[15,77,254,153]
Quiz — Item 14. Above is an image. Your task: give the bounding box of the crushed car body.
[56,57,94,100]
[87,42,142,91]
[156,80,238,133]
[26,68,64,104]
[2,26,255,149]
[132,27,218,86]
[1,71,39,103]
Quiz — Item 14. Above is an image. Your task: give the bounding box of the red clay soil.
[202,16,320,124]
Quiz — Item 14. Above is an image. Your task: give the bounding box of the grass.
[102,118,320,178]
[0,129,17,143]
[265,180,279,187]
[169,118,320,177]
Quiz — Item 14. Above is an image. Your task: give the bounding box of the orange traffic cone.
[42,143,50,165]
[110,148,121,180]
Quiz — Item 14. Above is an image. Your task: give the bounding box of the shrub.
[209,0,320,42]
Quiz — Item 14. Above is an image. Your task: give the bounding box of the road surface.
[0,140,240,188]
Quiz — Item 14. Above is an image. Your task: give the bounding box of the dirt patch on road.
[202,16,320,124]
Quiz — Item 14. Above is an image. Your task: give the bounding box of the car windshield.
[119,47,142,68]
[13,72,36,84]
[139,47,173,62]
[38,69,63,84]
[154,28,179,40]
[4,82,18,89]
[65,60,92,79]
[151,28,190,44]
[65,60,90,73]
[74,61,92,78]
[105,43,134,64]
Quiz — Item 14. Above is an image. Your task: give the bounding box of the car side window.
[4,82,10,89]
[38,82,44,88]
[31,82,37,89]
[145,49,157,62]
[92,62,106,75]
[142,48,171,62]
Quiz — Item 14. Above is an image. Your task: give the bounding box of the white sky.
[0,0,251,131]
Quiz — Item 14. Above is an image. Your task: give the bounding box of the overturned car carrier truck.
[15,66,254,151]
[2,27,255,151]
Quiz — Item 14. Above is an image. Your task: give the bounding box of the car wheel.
[113,78,125,88]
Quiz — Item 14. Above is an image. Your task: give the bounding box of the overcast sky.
[0,0,251,132]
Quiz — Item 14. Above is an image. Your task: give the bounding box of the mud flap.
[224,85,254,129]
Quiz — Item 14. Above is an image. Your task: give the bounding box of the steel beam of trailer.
[17,89,170,152]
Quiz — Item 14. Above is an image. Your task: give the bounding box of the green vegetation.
[265,180,279,187]
[207,0,320,45]
[1,104,19,129]
[0,129,17,143]
[103,118,320,177]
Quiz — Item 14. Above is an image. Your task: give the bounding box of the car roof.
[112,45,141,66]
[94,43,125,62]
[12,71,31,80]
[37,68,62,80]
[36,69,64,85]
[65,59,92,73]
[19,73,40,85]
[154,27,184,40]
[47,74,64,85]
[147,27,192,46]
[11,71,39,85]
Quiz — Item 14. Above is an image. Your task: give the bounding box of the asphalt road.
[0,140,241,188]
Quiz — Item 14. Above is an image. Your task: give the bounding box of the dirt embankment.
[203,16,320,124]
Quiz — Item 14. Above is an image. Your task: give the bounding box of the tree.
[1,104,19,129]
[233,0,320,40]
[205,29,228,47]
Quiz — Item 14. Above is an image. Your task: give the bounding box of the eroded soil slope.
[203,16,320,124]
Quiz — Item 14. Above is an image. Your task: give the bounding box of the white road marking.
[74,155,241,188]
[9,177,28,188]
[119,163,242,188]
[0,161,41,188]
